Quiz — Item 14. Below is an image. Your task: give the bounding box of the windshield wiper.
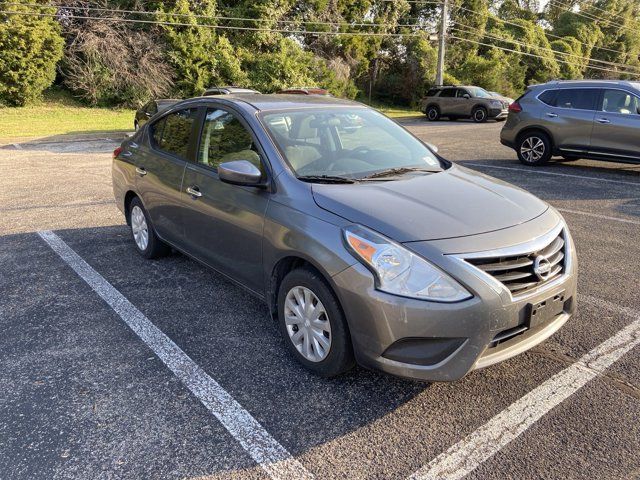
[360,167,439,180]
[297,175,356,184]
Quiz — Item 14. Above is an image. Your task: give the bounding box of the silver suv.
[421,86,509,123]
[500,80,640,165]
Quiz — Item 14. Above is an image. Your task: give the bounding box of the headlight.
[490,100,502,108]
[343,225,472,302]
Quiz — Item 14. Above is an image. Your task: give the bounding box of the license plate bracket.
[526,291,566,329]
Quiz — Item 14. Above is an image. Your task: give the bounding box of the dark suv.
[421,86,509,123]
[500,80,640,165]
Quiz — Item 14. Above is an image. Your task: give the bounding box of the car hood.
[312,165,548,242]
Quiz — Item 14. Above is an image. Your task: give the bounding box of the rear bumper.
[330,222,578,382]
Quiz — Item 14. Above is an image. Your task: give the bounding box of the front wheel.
[517,132,552,166]
[129,197,170,259]
[472,107,488,123]
[277,268,355,377]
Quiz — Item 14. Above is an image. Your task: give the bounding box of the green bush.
[0,3,64,106]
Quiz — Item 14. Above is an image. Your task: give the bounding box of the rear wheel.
[517,132,552,166]
[129,197,170,259]
[472,106,488,123]
[277,267,355,377]
[426,105,440,121]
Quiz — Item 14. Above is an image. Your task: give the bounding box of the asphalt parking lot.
[1,119,639,479]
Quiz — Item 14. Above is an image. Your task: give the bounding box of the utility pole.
[435,0,448,86]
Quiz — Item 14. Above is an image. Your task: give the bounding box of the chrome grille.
[466,231,566,296]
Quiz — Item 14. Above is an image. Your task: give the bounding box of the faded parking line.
[556,208,640,226]
[408,294,640,480]
[464,162,640,187]
[37,230,313,480]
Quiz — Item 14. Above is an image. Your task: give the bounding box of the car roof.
[179,94,363,112]
[205,87,258,93]
[533,80,640,91]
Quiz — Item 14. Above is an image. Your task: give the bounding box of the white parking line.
[37,230,313,480]
[408,294,640,480]
[465,162,640,187]
[557,208,640,225]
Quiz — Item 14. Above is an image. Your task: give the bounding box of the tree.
[0,1,64,106]
[158,0,246,97]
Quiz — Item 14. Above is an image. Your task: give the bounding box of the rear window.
[439,88,457,98]
[425,88,439,97]
[150,108,198,159]
[539,88,599,110]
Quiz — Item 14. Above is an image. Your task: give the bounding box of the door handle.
[546,112,558,118]
[596,118,611,124]
[186,186,202,198]
[135,167,147,176]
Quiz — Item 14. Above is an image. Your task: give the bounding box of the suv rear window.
[425,88,439,97]
[539,88,599,110]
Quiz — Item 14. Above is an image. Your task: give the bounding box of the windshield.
[468,87,493,98]
[260,108,444,180]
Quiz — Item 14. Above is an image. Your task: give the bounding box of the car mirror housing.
[218,160,264,187]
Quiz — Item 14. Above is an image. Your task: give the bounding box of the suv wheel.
[517,132,552,166]
[472,107,488,123]
[426,106,440,121]
[129,197,170,258]
[277,267,355,377]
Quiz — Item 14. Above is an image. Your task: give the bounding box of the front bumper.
[331,219,577,382]
[490,108,509,119]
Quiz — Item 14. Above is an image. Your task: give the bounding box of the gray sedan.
[112,95,577,381]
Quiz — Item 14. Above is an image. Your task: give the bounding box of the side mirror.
[218,160,264,187]
[463,94,471,99]
[425,142,439,153]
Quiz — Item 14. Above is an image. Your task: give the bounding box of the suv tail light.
[113,146,123,159]
[508,102,522,113]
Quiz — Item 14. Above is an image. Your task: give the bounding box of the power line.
[454,3,629,57]
[449,34,640,78]
[549,0,636,35]
[4,2,438,29]
[0,9,428,37]
[452,21,640,74]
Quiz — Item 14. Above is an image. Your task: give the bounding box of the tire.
[472,106,488,123]
[426,105,440,121]
[517,132,552,166]
[128,197,170,259]
[277,267,355,377]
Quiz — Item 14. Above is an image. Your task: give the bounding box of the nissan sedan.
[112,95,577,381]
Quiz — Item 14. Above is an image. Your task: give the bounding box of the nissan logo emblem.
[533,255,552,281]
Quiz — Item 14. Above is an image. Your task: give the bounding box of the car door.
[454,88,473,116]
[589,88,640,162]
[135,107,199,245]
[537,88,599,154]
[437,88,458,116]
[180,106,270,294]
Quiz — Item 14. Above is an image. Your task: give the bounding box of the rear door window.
[439,88,457,98]
[151,108,198,160]
[551,89,599,110]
